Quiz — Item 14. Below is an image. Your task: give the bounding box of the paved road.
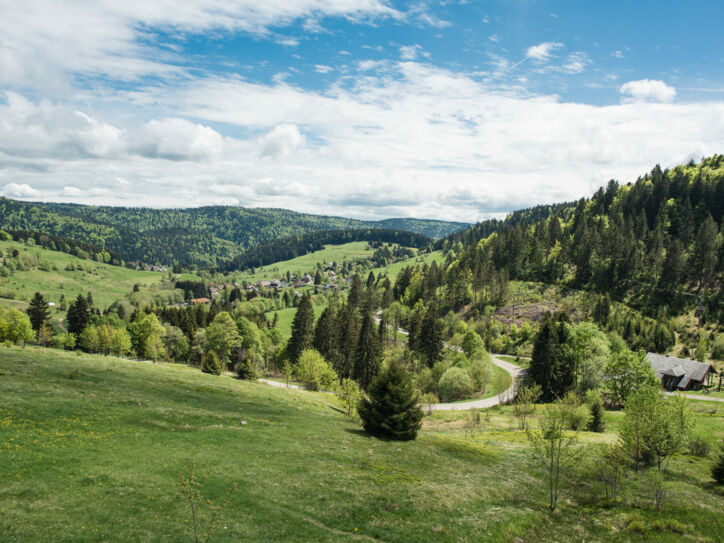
[663,391,724,403]
[429,355,525,411]
[258,377,304,390]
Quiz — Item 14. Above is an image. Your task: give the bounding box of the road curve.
[429,355,525,411]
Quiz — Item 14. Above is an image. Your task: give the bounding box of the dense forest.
[388,156,724,357]
[0,199,466,269]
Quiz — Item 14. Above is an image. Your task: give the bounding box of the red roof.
[190,297,211,303]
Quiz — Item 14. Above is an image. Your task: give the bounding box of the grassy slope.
[0,240,162,313]
[2,347,723,542]
[267,304,326,340]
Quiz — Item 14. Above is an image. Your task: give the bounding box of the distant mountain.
[0,199,467,269]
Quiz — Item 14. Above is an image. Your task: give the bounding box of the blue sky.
[1,1,723,222]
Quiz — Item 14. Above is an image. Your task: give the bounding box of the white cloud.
[399,44,422,60]
[562,52,591,74]
[3,183,40,198]
[133,118,223,160]
[613,50,624,59]
[620,79,676,103]
[314,64,333,73]
[526,41,563,62]
[259,124,305,158]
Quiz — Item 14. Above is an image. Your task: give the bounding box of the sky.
[1,0,723,223]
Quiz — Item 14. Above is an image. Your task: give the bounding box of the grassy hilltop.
[1,347,723,542]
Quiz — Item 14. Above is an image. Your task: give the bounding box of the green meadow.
[1,346,722,542]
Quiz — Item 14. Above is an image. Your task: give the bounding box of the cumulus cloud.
[259,124,305,158]
[61,186,108,197]
[620,79,676,103]
[314,64,333,73]
[399,44,422,60]
[3,183,40,198]
[526,41,563,62]
[133,118,223,161]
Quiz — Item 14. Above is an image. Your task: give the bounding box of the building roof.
[646,352,714,384]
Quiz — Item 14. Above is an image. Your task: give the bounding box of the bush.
[467,358,491,392]
[585,390,605,432]
[713,443,724,484]
[358,358,423,440]
[295,349,337,391]
[438,367,473,402]
[688,435,711,457]
[415,367,436,395]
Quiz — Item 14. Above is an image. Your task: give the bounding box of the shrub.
[713,443,724,484]
[467,358,491,392]
[438,367,473,402]
[339,378,361,415]
[358,358,423,440]
[688,435,711,457]
[585,390,605,432]
[415,367,436,395]
[420,392,438,416]
[295,349,337,391]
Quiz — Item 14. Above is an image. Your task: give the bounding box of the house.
[646,352,717,391]
[190,297,211,304]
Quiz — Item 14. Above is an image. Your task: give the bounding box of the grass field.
[266,304,326,340]
[0,240,162,313]
[2,346,723,542]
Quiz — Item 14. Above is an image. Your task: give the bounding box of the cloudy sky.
[1,1,723,222]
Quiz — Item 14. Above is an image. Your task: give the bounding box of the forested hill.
[446,155,723,320]
[0,199,466,269]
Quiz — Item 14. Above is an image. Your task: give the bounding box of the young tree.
[201,350,221,375]
[527,402,581,511]
[287,295,315,364]
[358,358,423,441]
[585,390,605,433]
[462,330,485,358]
[295,349,338,391]
[36,322,53,347]
[513,383,542,430]
[26,292,50,332]
[339,378,361,415]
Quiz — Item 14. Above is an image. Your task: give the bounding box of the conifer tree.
[529,312,574,401]
[354,311,381,389]
[288,294,315,364]
[336,302,359,378]
[358,358,423,441]
[66,294,90,336]
[313,306,337,362]
[419,309,444,367]
[201,350,221,375]
[26,292,50,332]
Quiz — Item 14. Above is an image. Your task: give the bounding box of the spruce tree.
[336,302,359,379]
[354,312,381,389]
[201,350,221,375]
[287,294,315,364]
[419,309,443,368]
[587,395,605,433]
[66,294,90,336]
[26,292,50,332]
[358,358,423,441]
[313,306,337,362]
[528,312,574,402]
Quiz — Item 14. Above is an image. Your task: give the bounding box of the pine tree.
[587,394,605,433]
[336,302,359,379]
[287,294,315,364]
[529,312,574,402]
[66,294,90,336]
[348,274,363,308]
[26,292,50,332]
[358,359,423,441]
[354,312,381,389]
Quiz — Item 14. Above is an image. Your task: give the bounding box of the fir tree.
[358,358,423,441]
[354,312,381,389]
[419,309,444,368]
[287,294,315,364]
[586,393,605,433]
[66,294,90,336]
[528,312,574,402]
[336,302,359,379]
[26,292,50,332]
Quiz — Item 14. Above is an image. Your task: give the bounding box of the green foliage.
[353,311,381,389]
[528,312,575,401]
[513,383,542,430]
[0,307,34,345]
[585,390,605,432]
[201,350,221,375]
[287,295,315,364]
[358,358,423,441]
[338,378,361,415]
[205,312,241,365]
[461,330,484,358]
[603,348,659,407]
[66,294,89,336]
[713,443,724,484]
[526,402,582,511]
[437,367,473,402]
[26,292,50,332]
[295,349,338,391]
